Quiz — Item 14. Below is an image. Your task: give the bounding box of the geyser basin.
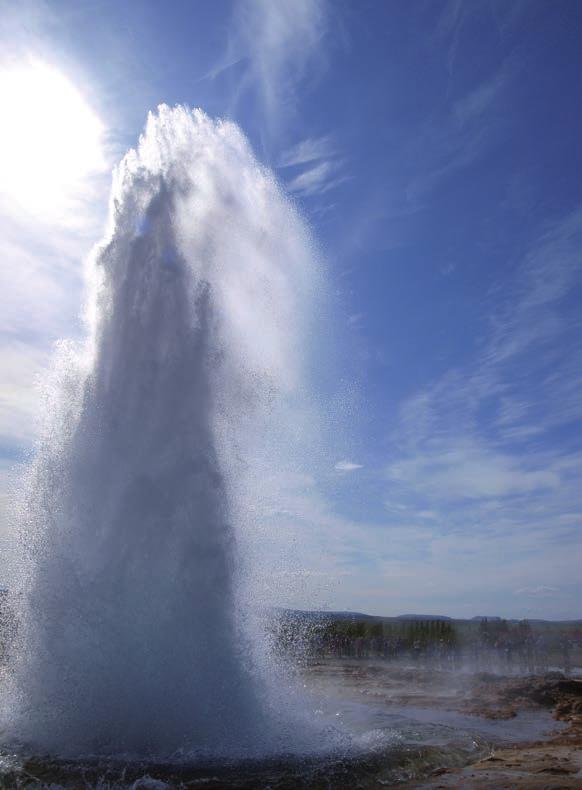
[1,106,327,760]
[1,660,563,788]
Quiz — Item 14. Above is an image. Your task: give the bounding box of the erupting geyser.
[2,106,326,759]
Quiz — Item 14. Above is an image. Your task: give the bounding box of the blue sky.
[0,0,581,619]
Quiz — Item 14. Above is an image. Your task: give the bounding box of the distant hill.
[471,616,582,624]
[282,610,454,622]
[276,609,377,622]
[268,607,581,625]
[396,614,452,621]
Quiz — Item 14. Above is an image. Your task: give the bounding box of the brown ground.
[309,661,582,787]
[406,673,582,788]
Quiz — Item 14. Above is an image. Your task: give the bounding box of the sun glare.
[0,59,106,218]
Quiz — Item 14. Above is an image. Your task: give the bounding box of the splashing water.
[1,106,330,760]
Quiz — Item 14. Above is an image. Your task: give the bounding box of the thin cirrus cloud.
[452,63,513,127]
[254,461,577,618]
[434,0,525,91]
[381,205,582,615]
[278,135,337,168]
[515,586,560,598]
[224,0,329,138]
[388,206,582,463]
[218,3,346,200]
[334,460,363,472]
[388,439,559,501]
[286,159,349,198]
[279,133,348,198]
[405,58,514,203]
[364,200,582,617]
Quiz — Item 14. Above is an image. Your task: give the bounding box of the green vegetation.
[272,613,582,673]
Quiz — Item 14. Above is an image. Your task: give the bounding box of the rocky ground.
[308,660,582,787]
[404,672,582,788]
[0,661,580,787]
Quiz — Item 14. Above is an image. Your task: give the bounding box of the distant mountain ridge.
[275,608,377,621]
[271,607,581,624]
[395,614,452,621]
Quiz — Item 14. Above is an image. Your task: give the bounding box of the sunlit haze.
[0,59,105,217]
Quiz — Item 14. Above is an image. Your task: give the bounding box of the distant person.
[560,638,572,675]
[525,634,535,674]
[504,640,514,674]
[411,639,422,663]
[534,635,548,673]
[436,639,446,670]
[494,639,505,673]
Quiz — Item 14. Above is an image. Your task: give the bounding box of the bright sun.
[0,58,105,217]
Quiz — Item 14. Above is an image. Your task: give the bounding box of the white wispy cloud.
[216,3,343,202]
[279,131,348,199]
[453,65,512,127]
[0,197,109,584]
[287,159,348,197]
[0,11,120,588]
[515,586,560,598]
[0,171,110,458]
[231,419,580,617]
[334,460,363,472]
[434,1,523,91]
[486,206,582,360]
[201,55,247,83]
[405,57,514,202]
[379,206,582,616]
[394,207,582,451]
[225,0,329,138]
[388,438,559,501]
[434,0,467,92]
[250,463,581,617]
[278,135,336,168]
[0,340,53,449]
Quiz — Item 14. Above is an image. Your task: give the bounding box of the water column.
[4,106,323,759]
